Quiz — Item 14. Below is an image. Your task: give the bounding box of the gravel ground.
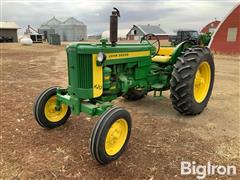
[1,43,239,179]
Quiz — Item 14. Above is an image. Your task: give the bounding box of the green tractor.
[33,8,215,164]
[170,30,212,46]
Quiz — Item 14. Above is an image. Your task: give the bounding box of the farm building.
[209,4,240,54]
[200,20,221,33]
[102,29,129,40]
[38,17,87,41]
[0,21,20,42]
[126,24,169,40]
[88,34,101,40]
[38,25,55,40]
[24,25,43,43]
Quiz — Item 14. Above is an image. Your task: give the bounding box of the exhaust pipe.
[110,7,120,46]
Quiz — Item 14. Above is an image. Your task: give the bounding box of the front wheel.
[90,107,132,164]
[170,47,215,115]
[33,87,71,128]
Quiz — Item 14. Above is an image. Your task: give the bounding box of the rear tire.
[170,47,214,115]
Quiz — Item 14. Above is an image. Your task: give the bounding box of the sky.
[1,0,239,35]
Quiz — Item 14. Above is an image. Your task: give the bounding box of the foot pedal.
[151,84,164,89]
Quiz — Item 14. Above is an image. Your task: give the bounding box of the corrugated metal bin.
[48,34,61,45]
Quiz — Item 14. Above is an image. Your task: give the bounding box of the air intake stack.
[110,8,120,46]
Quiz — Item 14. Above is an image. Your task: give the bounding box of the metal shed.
[0,21,20,42]
[48,34,61,45]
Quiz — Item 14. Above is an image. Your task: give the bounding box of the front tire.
[33,87,71,128]
[90,107,132,164]
[170,47,214,115]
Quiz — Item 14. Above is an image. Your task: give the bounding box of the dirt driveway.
[1,43,239,179]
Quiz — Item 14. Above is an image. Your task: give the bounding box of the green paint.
[57,39,193,116]
[199,32,212,46]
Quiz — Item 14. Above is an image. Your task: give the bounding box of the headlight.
[97,52,106,63]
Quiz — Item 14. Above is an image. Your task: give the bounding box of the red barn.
[209,4,240,54]
[200,20,221,33]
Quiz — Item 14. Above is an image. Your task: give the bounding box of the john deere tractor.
[33,8,214,164]
[170,30,212,46]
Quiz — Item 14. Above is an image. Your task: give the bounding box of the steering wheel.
[141,33,160,57]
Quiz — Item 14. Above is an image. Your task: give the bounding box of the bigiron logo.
[181,161,237,179]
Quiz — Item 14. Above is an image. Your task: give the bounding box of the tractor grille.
[77,54,93,88]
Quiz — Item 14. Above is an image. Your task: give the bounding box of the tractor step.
[151,84,164,97]
[151,83,164,89]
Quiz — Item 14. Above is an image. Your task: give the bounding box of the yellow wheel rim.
[44,96,68,122]
[105,119,128,156]
[194,61,211,103]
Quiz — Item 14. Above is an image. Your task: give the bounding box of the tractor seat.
[152,47,175,63]
[152,55,172,63]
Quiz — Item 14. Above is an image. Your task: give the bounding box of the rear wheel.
[122,88,146,101]
[90,107,132,164]
[170,47,214,115]
[33,87,71,128]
